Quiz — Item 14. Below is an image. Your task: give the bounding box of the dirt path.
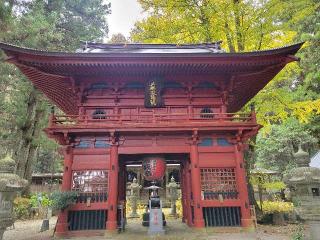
[3,217,56,240]
[3,217,304,240]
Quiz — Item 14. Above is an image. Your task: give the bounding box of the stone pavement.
[3,217,300,240]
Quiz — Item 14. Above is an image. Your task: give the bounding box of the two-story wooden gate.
[0,41,303,237]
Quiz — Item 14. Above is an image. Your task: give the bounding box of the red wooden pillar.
[106,136,119,231]
[184,161,193,226]
[118,162,125,202]
[117,161,126,220]
[235,143,252,227]
[56,145,73,236]
[180,164,187,223]
[190,131,205,228]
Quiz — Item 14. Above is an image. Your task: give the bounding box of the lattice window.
[200,168,238,200]
[92,109,106,119]
[74,139,91,148]
[196,82,217,89]
[90,82,108,90]
[72,170,108,202]
[217,138,232,146]
[198,138,213,146]
[164,81,183,89]
[200,107,214,119]
[125,82,144,89]
[94,140,110,148]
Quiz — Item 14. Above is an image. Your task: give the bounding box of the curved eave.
[0,42,303,114]
[0,41,303,58]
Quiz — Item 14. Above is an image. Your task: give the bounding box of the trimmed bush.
[13,197,31,219]
[259,201,294,214]
[50,191,78,211]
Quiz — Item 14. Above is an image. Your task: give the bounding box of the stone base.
[55,222,68,236]
[106,220,118,231]
[241,218,254,228]
[148,228,165,235]
[272,213,285,225]
[308,221,320,240]
[192,218,205,228]
[0,229,4,240]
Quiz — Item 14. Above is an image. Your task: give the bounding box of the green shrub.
[263,181,286,192]
[13,197,31,219]
[50,191,78,211]
[41,194,52,207]
[291,224,304,240]
[258,200,294,214]
[30,193,53,208]
[30,194,39,208]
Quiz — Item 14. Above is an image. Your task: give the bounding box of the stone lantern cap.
[284,147,320,185]
[0,155,16,173]
[293,145,310,167]
[0,155,27,191]
[284,167,320,184]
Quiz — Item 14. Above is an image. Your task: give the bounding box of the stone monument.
[166,176,180,216]
[128,178,142,218]
[0,155,27,240]
[284,145,320,240]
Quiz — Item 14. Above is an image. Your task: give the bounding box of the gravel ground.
[3,217,307,240]
[3,217,57,240]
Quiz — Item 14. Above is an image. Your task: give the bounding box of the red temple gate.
[0,41,302,236]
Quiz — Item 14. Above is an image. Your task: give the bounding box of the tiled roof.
[0,42,303,114]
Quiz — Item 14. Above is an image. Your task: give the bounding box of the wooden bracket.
[70,77,76,94]
[191,129,199,145]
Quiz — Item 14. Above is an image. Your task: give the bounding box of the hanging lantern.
[142,156,166,181]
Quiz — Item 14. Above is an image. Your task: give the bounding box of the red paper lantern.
[142,156,166,181]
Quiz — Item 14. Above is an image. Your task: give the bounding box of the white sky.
[106,0,144,40]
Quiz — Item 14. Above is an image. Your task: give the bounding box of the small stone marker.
[40,219,49,232]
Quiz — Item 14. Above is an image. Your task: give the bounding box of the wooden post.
[106,134,119,231]
[184,161,192,226]
[180,164,190,223]
[234,143,252,228]
[56,145,73,236]
[189,130,205,228]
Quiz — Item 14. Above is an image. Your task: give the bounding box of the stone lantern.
[0,155,28,240]
[284,145,320,239]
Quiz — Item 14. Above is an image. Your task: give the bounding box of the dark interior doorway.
[118,153,188,231]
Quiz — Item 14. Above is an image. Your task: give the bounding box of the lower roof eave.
[44,124,261,135]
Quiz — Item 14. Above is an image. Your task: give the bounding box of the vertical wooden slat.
[77,211,81,230]
[205,208,209,227]
[231,207,235,226]
[96,210,99,230]
[224,207,228,226]
[203,207,241,227]
[88,211,92,230]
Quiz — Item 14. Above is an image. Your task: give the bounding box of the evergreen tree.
[0,0,111,190]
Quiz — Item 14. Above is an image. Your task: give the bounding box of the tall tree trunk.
[15,89,37,175]
[233,0,244,52]
[14,88,45,194]
[245,136,262,216]
[198,7,212,42]
[223,21,236,52]
[24,106,45,180]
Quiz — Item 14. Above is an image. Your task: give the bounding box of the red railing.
[49,112,255,128]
